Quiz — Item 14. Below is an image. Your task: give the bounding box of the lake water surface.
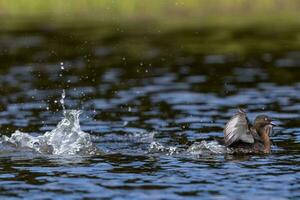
[0,25,299,199]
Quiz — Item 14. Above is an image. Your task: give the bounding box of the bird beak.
[270,121,277,126]
[269,120,278,136]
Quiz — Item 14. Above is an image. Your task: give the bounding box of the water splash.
[3,131,53,154]
[187,141,227,155]
[60,89,66,115]
[1,110,99,156]
[44,110,99,155]
[0,89,99,156]
[148,140,227,156]
[148,141,179,155]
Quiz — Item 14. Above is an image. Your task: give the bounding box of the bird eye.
[264,118,268,121]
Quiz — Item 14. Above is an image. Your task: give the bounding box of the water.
[0,90,98,156]
[0,25,300,199]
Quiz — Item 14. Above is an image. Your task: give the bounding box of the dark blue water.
[0,26,300,199]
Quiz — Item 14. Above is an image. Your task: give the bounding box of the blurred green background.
[1,0,300,30]
[0,0,300,66]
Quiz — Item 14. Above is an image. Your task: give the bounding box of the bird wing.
[224,110,254,146]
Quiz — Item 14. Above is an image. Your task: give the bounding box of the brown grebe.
[223,109,276,154]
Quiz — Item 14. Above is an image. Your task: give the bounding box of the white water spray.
[0,91,100,156]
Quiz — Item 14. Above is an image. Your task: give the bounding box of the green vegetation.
[0,0,300,30]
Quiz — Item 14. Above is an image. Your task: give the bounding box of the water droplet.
[60,62,64,70]
[60,89,66,114]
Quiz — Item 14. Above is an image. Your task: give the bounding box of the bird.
[223,108,276,154]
